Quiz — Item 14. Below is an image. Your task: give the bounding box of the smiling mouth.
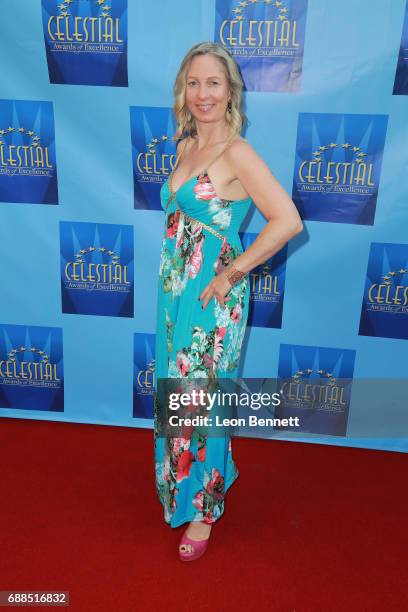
[196,104,214,112]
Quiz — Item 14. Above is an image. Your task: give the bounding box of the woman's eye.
[211,81,219,85]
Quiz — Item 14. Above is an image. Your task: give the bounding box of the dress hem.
[162,468,240,529]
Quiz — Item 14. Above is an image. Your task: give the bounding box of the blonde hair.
[173,42,246,141]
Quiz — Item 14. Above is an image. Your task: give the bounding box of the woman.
[154,41,303,561]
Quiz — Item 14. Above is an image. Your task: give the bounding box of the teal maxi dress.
[153,143,253,528]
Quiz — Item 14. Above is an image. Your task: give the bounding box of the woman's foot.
[186,521,212,541]
[178,521,212,562]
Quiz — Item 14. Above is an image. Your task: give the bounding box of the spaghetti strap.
[204,137,240,173]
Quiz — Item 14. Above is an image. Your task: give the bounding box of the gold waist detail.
[166,192,226,243]
[179,208,225,242]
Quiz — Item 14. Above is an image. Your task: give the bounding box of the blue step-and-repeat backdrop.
[1,0,407,452]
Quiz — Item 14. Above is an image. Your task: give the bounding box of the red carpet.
[0,417,406,611]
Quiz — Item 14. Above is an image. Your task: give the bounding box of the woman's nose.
[197,85,209,99]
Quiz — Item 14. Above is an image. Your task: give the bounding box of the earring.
[227,100,232,113]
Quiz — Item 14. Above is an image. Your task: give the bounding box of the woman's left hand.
[199,271,232,309]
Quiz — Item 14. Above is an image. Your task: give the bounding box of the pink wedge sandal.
[178,530,210,562]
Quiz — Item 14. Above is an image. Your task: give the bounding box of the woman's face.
[185,54,230,126]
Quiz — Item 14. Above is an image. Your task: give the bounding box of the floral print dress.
[153,153,252,528]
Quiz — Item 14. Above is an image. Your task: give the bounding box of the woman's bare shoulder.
[227,137,260,166]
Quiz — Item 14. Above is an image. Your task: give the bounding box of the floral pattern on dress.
[164,259,248,379]
[214,275,248,372]
[169,324,227,378]
[155,436,195,523]
[197,432,207,462]
[192,468,225,524]
[208,198,232,230]
[155,426,213,524]
[165,308,174,354]
[155,167,251,527]
[194,173,232,230]
[214,239,241,275]
[160,213,205,297]
[166,210,180,239]
[194,174,217,201]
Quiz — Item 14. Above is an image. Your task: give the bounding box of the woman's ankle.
[186,520,212,540]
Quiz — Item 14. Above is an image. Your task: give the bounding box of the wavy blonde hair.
[173,42,246,141]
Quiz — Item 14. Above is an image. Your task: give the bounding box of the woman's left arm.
[225,139,304,275]
[200,139,304,309]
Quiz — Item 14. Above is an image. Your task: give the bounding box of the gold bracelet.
[225,262,247,287]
